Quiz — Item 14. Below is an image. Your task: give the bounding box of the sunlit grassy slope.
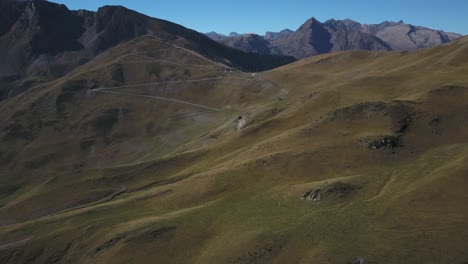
[0,36,467,264]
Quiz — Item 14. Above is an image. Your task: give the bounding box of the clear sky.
[50,0,467,35]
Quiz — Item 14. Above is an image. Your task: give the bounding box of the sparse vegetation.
[0,4,467,264]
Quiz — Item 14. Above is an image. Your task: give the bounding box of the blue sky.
[50,0,467,35]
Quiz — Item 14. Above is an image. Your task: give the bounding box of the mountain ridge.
[0,0,295,100]
[208,17,462,58]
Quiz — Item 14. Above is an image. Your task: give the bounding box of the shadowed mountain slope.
[0,0,295,100]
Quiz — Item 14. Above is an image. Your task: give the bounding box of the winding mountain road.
[0,237,32,252]
[93,89,223,111]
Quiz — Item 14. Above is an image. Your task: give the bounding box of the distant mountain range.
[207,18,462,58]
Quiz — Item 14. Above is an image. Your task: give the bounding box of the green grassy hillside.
[0,36,467,264]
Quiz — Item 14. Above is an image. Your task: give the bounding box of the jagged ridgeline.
[209,18,462,58]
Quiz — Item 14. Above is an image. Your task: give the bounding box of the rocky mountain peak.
[264,29,293,41]
[299,17,322,30]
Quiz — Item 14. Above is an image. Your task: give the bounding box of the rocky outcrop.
[301,182,359,202]
[236,115,248,131]
[366,135,403,150]
[301,189,322,202]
